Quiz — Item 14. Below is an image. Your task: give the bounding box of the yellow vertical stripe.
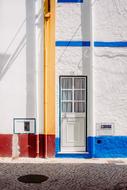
[44,0,55,135]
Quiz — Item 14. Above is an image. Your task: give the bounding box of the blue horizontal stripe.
[58,0,83,2]
[56,41,90,47]
[56,41,127,47]
[94,41,127,47]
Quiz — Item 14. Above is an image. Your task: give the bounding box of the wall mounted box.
[96,123,114,136]
[13,118,36,134]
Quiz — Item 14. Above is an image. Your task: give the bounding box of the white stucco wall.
[56,1,91,41]
[56,0,127,137]
[93,0,127,41]
[0,0,27,134]
[94,48,127,136]
[1,0,127,138]
[93,0,127,136]
[56,0,92,137]
[0,0,43,134]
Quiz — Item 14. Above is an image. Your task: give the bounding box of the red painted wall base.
[18,134,37,157]
[0,135,12,157]
[40,134,55,158]
[0,134,55,158]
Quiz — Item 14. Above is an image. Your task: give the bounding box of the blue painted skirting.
[56,41,90,47]
[93,136,127,158]
[55,137,91,158]
[58,0,83,2]
[55,136,127,158]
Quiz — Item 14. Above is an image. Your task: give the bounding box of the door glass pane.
[62,90,72,100]
[74,78,86,89]
[74,102,85,112]
[74,90,85,100]
[62,102,72,112]
[62,78,72,89]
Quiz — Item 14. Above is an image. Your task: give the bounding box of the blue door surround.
[55,137,93,158]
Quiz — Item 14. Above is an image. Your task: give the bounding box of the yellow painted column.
[44,0,55,157]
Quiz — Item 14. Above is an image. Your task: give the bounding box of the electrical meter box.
[96,123,114,136]
[13,118,36,134]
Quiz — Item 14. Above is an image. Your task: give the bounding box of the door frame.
[59,75,88,153]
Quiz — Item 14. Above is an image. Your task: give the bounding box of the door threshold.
[56,151,91,158]
[58,152,89,154]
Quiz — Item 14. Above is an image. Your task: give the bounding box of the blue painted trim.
[87,136,95,156]
[94,41,127,47]
[56,137,61,154]
[56,41,127,47]
[58,77,62,152]
[56,41,90,47]
[58,0,83,3]
[56,153,91,158]
[55,137,92,158]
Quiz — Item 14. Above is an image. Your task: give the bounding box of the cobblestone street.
[0,158,127,189]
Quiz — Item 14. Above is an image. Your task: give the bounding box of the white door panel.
[62,117,85,146]
[60,77,86,153]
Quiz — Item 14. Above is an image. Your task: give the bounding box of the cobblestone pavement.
[0,158,127,190]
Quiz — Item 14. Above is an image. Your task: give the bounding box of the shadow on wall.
[0,0,43,117]
[25,0,36,117]
[25,0,42,117]
[81,0,91,74]
[0,54,10,78]
[0,35,26,80]
[0,17,26,80]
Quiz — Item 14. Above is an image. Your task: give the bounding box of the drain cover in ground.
[18,174,48,183]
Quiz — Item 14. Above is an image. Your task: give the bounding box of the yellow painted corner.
[44,0,55,135]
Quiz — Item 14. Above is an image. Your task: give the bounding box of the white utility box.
[13,118,36,134]
[96,123,114,136]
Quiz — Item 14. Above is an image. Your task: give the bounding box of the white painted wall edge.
[35,0,44,135]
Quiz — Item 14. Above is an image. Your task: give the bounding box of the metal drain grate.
[18,174,48,183]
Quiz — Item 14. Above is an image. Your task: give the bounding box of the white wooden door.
[60,77,86,152]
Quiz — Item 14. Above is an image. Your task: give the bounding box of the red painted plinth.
[0,134,55,158]
[40,134,55,158]
[18,134,37,157]
[0,135,12,157]
[18,134,55,158]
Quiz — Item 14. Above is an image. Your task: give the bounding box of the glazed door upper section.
[60,77,87,152]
